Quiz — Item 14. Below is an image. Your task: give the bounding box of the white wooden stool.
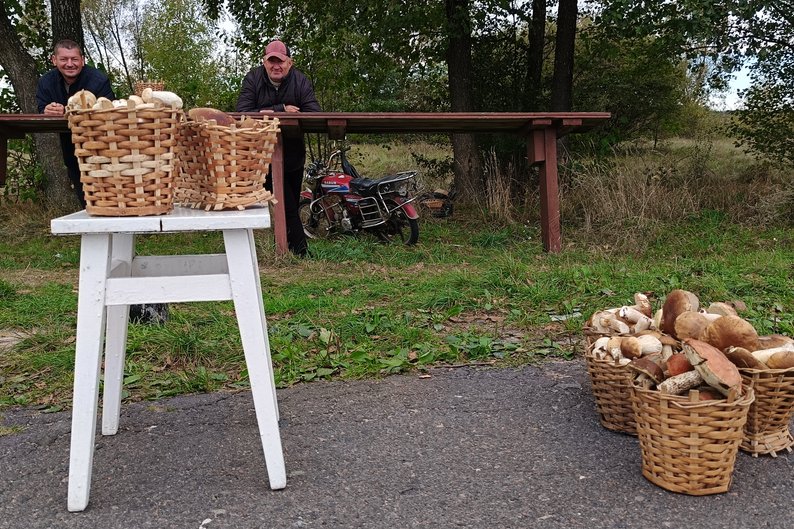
[51,206,285,512]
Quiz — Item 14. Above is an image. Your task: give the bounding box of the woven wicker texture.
[176,117,279,210]
[739,366,794,456]
[630,383,754,495]
[134,80,165,96]
[67,103,183,216]
[584,336,636,435]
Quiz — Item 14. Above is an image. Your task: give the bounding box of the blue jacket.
[36,65,115,112]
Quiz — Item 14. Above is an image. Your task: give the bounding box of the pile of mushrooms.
[66,88,183,112]
[586,289,794,399]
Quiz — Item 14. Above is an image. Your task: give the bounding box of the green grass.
[1,204,793,411]
[2,131,793,410]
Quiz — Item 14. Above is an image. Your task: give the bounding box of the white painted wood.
[51,210,161,234]
[131,254,228,276]
[68,234,112,512]
[161,206,271,231]
[54,206,283,511]
[224,228,286,490]
[51,206,271,234]
[102,234,134,436]
[247,228,279,418]
[105,274,232,305]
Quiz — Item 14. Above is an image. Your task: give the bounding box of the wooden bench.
[0,112,610,253]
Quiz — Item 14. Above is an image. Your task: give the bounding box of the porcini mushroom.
[673,311,711,341]
[628,357,665,388]
[682,338,743,397]
[751,342,794,365]
[661,289,699,336]
[706,302,738,317]
[658,369,703,395]
[704,315,760,352]
[766,350,794,369]
[724,346,767,369]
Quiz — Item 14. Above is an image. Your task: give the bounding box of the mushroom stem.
[658,370,704,395]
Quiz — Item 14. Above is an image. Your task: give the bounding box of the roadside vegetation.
[1,129,792,413]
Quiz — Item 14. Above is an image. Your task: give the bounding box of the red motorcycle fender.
[393,198,419,220]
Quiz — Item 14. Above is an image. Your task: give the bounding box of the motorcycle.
[299,148,420,245]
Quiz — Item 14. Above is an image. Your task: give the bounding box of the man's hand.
[43,102,65,116]
[284,105,300,112]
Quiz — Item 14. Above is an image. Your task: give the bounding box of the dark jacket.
[36,66,115,172]
[36,65,115,112]
[236,67,321,173]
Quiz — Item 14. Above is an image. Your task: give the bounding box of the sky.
[710,66,751,111]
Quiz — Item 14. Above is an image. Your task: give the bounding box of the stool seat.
[51,207,285,512]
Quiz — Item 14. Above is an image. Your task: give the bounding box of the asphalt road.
[1,359,792,529]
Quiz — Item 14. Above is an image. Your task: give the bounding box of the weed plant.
[1,136,793,413]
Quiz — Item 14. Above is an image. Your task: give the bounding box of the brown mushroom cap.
[673,311,711,341]
[620,336,643,359]
[767,350,794,370]
[706,302,738,317]
[757,334,794,350]
[683,338,742,396]
[704,315,760,352]
[724,346,767,369]
[628,356,665,384]
[188,107,235,126]
[661,289,699,336]
[665,353,694,376]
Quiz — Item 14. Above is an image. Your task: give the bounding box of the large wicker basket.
[630,383,754,495]
[67,103,183,216]
[176,117,279,210]
[739,366,794,457]
[584,336,636,435]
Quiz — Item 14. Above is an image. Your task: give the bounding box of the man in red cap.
[236,39,321,257]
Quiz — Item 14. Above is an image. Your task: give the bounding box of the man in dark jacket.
[236,39,321,257]
[36,39,115,207]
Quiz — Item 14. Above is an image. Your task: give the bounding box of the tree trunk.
[445,0,483,203]
[0,2,78,210]
[550,0,577,112]
[527,0,546,111]
[51,0,85,48]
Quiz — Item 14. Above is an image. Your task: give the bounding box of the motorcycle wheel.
[378,200,419,245]
[298,198,331,239]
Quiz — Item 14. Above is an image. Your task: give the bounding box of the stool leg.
[102,234,134,435]
[247,228,279,418]
[223,228,286,490]
[68,234,112,512]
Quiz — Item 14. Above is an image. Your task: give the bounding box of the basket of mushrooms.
[584,288,794,493]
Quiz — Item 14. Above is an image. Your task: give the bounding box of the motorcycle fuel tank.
[320,172,353,193]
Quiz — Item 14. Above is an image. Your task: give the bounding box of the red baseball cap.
[264,40,291,61]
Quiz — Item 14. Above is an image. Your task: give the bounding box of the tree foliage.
[593,0,794,164]
[138,0,239,109]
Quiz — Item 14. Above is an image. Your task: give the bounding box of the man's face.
[51,47,85,84]
[264,56,292,83]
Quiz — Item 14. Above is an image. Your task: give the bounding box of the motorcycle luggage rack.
[356,197,385,228]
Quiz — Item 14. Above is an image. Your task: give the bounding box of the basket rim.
[631,381,755,408]
[739,366,794,375]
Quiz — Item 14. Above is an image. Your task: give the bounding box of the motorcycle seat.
[350,173,406,193]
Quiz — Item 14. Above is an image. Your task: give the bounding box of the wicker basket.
[630,383,754,495]
[584,335,636,435]
[134,80,165,96]
[67,103,183,216]
[739,366,794,457]
[176,117,279,210]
